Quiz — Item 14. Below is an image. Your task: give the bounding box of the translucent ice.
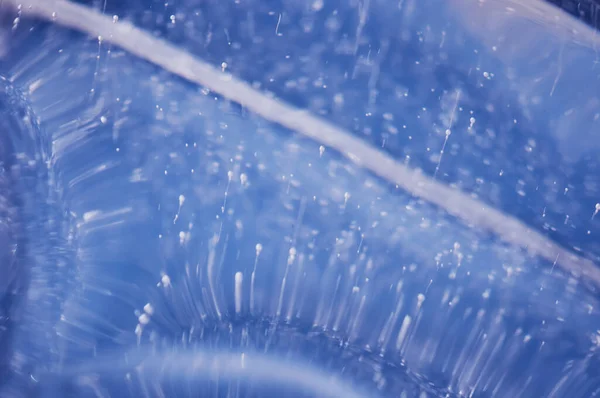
[0,0,600,397]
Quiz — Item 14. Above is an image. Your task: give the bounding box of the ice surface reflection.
[0,0,599,397]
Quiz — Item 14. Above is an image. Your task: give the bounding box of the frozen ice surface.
[0,0,600,397]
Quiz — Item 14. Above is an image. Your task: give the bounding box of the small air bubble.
[288,247,297,260]
[138,313,150,325]
[311,0,324,11]
[333,93,344,106]
[143,303,154,315]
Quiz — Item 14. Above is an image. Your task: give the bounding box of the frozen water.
[0,0,600,397]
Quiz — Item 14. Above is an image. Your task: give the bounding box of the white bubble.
[138,313,150,325]
[143,303,154,315]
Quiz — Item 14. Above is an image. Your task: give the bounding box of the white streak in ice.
[11,0,600,286]
[59,349,368,398]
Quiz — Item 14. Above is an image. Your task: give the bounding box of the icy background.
[0,0,600,397]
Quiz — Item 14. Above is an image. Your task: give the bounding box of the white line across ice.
[9,0,600,286]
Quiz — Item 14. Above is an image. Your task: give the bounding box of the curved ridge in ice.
[45,347,368,398]
[8,0,600,286]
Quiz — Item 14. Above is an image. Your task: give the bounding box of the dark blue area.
[0,84,29,384]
